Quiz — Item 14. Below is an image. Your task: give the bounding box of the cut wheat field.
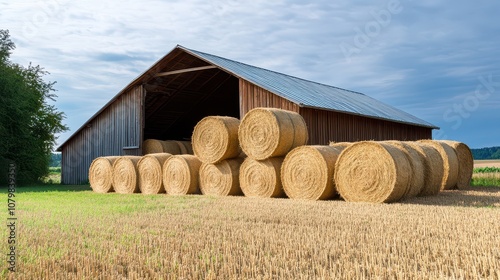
[474,160,500,168]
[1,185,499,279]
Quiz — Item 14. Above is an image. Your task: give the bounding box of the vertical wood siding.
[238,79,431,145]
[239,79,300,116]
[299,107,432,145]
[61,86,143,184]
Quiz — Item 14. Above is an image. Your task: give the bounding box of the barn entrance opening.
[143,62,239,142]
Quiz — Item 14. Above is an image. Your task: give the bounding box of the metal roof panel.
[181,46,437,129]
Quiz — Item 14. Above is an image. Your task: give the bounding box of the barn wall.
[300,107,432,145]
[239,79,300,116]
[61,86,143,184]
[239,80,432,145]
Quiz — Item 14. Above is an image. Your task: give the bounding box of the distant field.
[474,159,500,168]
[1,185,499,279]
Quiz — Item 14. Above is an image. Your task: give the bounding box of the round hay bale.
[384,141,425,199]
[281,145,341,200]
[334,141,411,203]
[143,139,164,155]
[112,156,142,194]
[438,140,473,189]
[239,157,286,198]
[137,153,172,194]
[174,141,188,154]
[199,158,244,196]
[418,140,459,190]
[239,108,303,160]
[329,142,353,152]
[179,141,193,154]
[192,116,241,164]
[89,156,120,193]
[162,140,182,155]
[287,111,309,148]
[404,142,443,196]
[163,155,202,195]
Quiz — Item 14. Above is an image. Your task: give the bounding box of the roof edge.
[178,45,367,96]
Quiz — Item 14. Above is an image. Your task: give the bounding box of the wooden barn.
[57,45,437,184]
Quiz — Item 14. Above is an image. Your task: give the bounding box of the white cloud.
[1,0,499,148]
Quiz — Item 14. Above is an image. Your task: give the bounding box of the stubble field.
[1,185,499,279]
[474,160,500,168]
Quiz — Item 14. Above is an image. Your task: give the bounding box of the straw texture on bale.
[162,140,182,155]
[199,158,244,196]
[179,141,193,154]
[281,145,341,200]
[112,156,142,194]
[439,140,473,189]
[89,156,120,193]
[163,155,202,195]
[404,142,443,196]
[239,108,308,160]
[137,153,172,194]
[287,112,309,149]
[419,140,459,190]
[384,141,425,198]
[334,142,411,203]
[329,142,353,152]
[143,139,164,155]
[239,157,286,198]
[192,116,241,164]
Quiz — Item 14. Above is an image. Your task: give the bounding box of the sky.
[1,0,499,149]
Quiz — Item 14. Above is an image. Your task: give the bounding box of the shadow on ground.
[401,186,500,208]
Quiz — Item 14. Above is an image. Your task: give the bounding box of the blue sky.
[1,0,499,149]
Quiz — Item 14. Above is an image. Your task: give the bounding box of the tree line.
[471,146,500,160]
[0,30,67,184]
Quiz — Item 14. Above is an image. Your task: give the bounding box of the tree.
[0,29,68,184]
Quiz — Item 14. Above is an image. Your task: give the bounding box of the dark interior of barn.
[142,50,239,141]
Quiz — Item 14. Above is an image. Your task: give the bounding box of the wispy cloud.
[1,0,499,148]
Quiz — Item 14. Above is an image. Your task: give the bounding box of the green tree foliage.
[0,29,68,184]
[471,146,500,160]
[50,153,62,167]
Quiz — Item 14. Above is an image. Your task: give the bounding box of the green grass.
[48,167,61,174]
[471,177,500,187]
[473,167,500,173]
[10,184,214,216]
[40,168,61,184]
[471,167,500,187]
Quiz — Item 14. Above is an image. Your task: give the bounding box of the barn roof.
[180,46,437,129]
[57,45,437,151]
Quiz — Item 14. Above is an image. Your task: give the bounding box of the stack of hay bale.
[192,116,243,196]
[333,140,472,203]
[88,107,474,205]
[142,139,192,155]
[238,108,308,198]
[142,139,200,196]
